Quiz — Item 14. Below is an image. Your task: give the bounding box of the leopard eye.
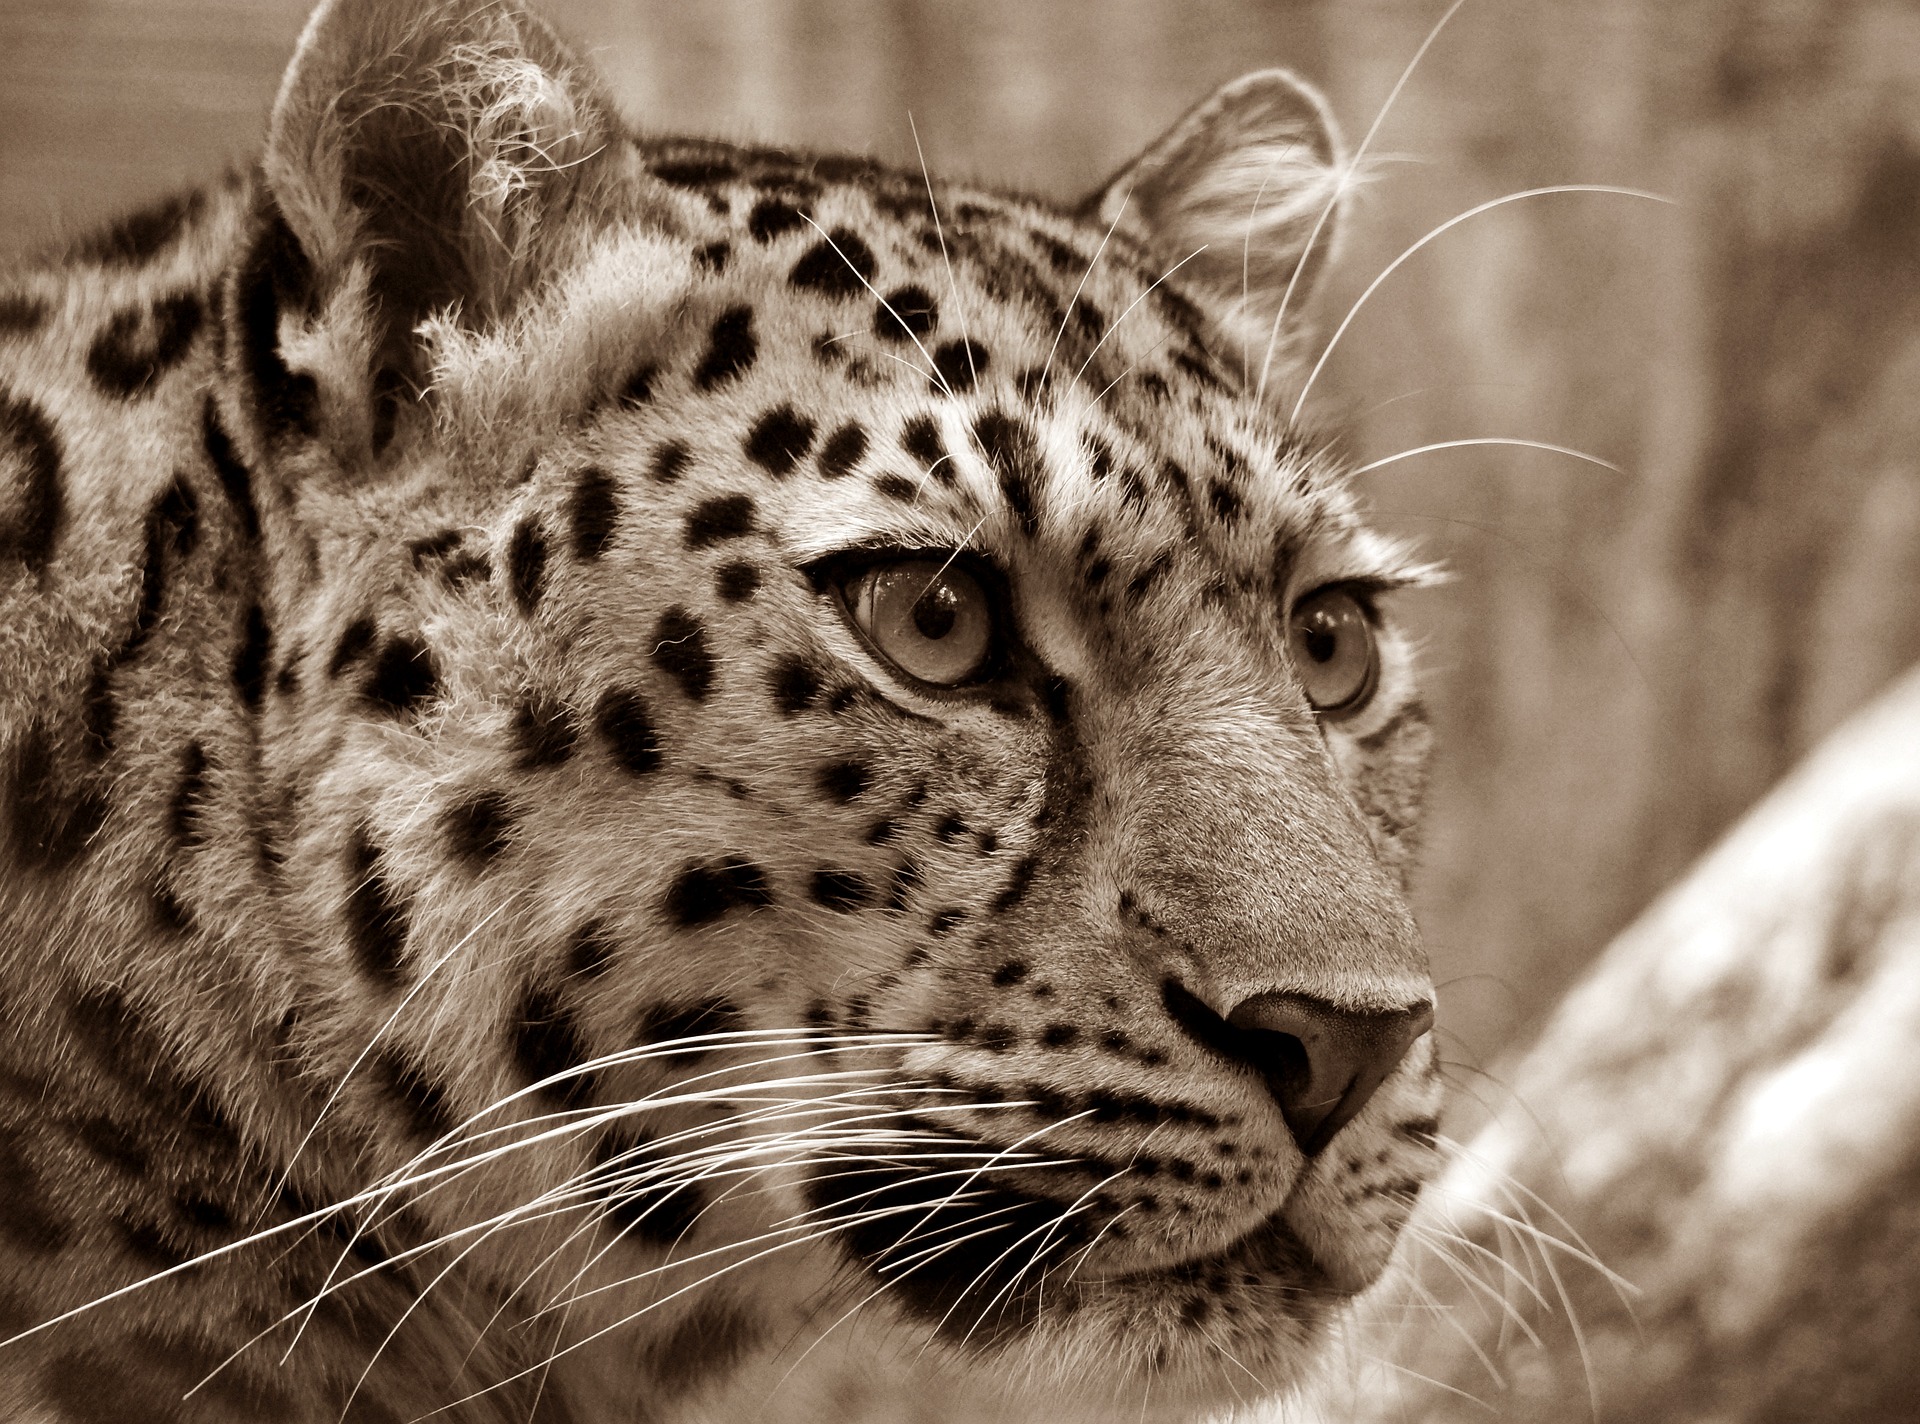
[843,558,995,687]
[1288,586,1378,716]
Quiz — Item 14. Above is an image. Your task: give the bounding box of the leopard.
[0,1,1444,1419]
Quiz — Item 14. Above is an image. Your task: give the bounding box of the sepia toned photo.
[1,1,1915,1419]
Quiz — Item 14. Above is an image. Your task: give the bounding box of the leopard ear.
[257,0,619,423]
[1082,70,1348,369]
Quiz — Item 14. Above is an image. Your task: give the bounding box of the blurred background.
[5,0,1918,1091]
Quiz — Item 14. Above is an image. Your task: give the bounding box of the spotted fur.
[0,2,1442,1420]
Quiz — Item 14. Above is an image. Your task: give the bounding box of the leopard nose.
[1224,992,1434,1155]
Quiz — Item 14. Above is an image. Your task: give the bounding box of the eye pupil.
[912,583,958,640]
[1304,624,1337,663]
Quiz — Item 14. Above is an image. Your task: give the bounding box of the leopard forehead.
[409,150,1377,595]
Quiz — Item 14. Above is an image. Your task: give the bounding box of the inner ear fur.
[262,0,621,407]
[1082,70,1349,372]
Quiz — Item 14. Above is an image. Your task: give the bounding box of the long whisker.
[1255,0,1472,404]
[1039,198,1130,389]
[909,111,979,392]
[1290,185,1671,422]
[1349,436,1619,478]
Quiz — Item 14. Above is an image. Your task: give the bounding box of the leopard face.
[0,1,1441,1418]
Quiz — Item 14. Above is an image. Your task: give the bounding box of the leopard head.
[222,0,1443,1415]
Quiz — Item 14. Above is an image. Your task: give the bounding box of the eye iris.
[845,558,995,687]
[1289,587,1377,715]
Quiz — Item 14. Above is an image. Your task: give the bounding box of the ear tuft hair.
[1083,71,1351,381]
[264,0,620,389]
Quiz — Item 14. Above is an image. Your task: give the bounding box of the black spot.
[0,292,48,335]
[875,284,938,342]
[900,414,951,483]
[748,197,806,241]
[978,829,999,854]
[328,616,377,679]
[1016,365,1053,401]
[810,869,872,912]
[651,440,691,484]
[864,818,899,846]
[511,696,576,768]
[80,663,116,761]
[652,606,715,701]
[684,492,755,548]
[344,830,410,989]
[935,815,969,843]
[929,908,967,935]
[363,634,438,714]
[87,290,203,399]
[442,789,516,866]
[200,397,259,542]
[65,989,238,1153]
[744,404,816,476]
[620,363,656,406]
[569,465,619,559]
[596,687,662,776]
[569,920,615,979]
[0,389,64,571]
[817,421,868,478]
[74,1115,147,1177]
[5,724,107,870]
[694,305,757,389]
[0,1127,68,1255]
[873,473,917,502]
[120,1215,189,1270]
[991,855,1037,914]
[516,985,593,1107]
[594,1130,706,1246]
[716,561,760,602]
[977,1023,1017,1053]
[232,604,271,710]
[507,518,548,614]
[694,240,731,273]
[167,742,207,850]
[372,1052,457,1142]
[1208,481,1243,523]
[1041,675,1072,726]
[663,857,772,927]
[1126,552,1171,604]
[637,997,744,1055]
[69,189,203,267]
[128,475,198,652]
[1071,296,1106,339]
[1040,1024,1079,1049]
[975,411,1043,535]
[235,198,319,439]
[818,759,870,802]
[771,656,820,713]
[655,159,737,186]
[992,961,1029,986]
[789,228,877,297]
[930,338,987,393]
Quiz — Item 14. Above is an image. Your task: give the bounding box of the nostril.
[1226,991,1434,1155]
[1159,979,1433,1156]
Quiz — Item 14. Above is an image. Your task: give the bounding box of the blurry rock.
[1305,663,1920,1423]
